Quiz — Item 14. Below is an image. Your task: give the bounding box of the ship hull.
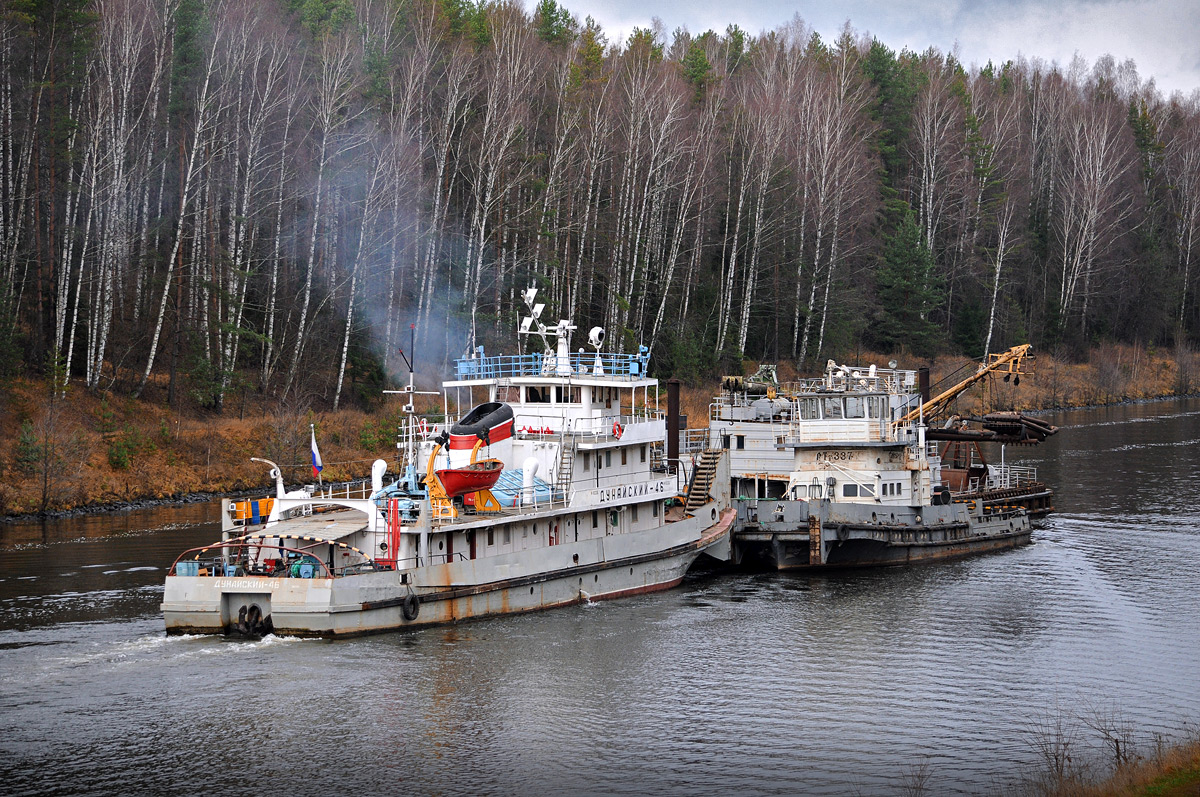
[163,507,733,638]
[731,498,1031,570]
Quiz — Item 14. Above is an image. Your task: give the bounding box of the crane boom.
[899,344,1033,424]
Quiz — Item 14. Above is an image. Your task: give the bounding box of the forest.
[2,0,1199,412]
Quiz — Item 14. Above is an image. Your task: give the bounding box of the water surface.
[2,400,1199,795]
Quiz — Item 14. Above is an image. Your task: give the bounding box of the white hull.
[163,505,732,637]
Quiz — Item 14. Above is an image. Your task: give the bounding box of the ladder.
[554,427,577,493]
[684,449,722,511]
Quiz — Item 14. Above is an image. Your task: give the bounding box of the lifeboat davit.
[436,459,505,498]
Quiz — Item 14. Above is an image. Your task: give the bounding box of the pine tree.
[871,209,944,357]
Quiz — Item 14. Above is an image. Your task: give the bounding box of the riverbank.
[1024,735,1200,796]
[2,342,1196,517]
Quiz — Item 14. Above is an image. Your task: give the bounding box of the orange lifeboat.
[435,459,505,498]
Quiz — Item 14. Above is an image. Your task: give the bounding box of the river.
[2,399,1199,795]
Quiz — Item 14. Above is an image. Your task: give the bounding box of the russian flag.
[310,425,323,478]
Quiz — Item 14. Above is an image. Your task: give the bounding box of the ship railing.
[779,419,897,445]
[513,410,662,440]
[453,351,651,381]
[967,463,1039,493]
[782,368,916,395]
[680,428,709,454]
[309,478,377,501]
[429,488,576,526]
[169,541,381,579]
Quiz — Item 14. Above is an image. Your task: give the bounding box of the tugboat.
[706,347,1054,569]
[161,290,733,637]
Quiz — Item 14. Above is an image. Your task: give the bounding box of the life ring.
[612,421,623,439]
[836,524,848,541]
[402,593,420,622]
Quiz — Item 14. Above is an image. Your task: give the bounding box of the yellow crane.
[898,344,1033,425]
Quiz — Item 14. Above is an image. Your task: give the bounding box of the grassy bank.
[2,343,1197,517]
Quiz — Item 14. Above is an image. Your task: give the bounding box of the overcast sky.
[556,0,1200,98]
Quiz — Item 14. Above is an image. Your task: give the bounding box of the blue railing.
[454,350,650,381]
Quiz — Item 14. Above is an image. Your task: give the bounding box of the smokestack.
[918,366,931,404]
[667,378,681,474]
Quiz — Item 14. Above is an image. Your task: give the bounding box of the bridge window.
[823,398,844,419]
[844,397,865,418]
[843,483,859,497]
[736,435,745,449]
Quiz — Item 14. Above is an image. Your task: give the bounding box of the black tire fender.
[402,593,420,622]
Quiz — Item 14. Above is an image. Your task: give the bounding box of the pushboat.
[161,290,732,637]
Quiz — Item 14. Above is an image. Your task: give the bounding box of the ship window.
[632,504,639,522]
[524,524,530,538]
[487,529,494,546]
[622,448,628,465]
[653,501,659,517]
[503,527,511,544]
[799,398,819,420]
[592,511,598,528]
[823,398,844,419]
[640,445,646,462]
[606,451,612,467]
[736,435,745,449]
[809,484,822,499]
[862,485,874,496]
[843,483,859,497]
[583,453,590,472]
[845,397,865,418]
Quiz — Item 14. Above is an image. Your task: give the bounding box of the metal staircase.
[554,429,577,493]
[684,450,722,511]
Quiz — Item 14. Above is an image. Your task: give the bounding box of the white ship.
[704,349,1052,569]
[162,290,732,637]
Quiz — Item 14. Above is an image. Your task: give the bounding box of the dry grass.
[0,381,403,515]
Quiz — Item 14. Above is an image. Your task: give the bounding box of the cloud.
[553,0,1200,95]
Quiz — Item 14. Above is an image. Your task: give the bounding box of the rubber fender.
[402,593,420,622]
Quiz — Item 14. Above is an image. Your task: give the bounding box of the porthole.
[594,574,598,583]
[438,540,444,550]
[629,567,634,575]
[530,587,535,594]
[572,554,579,564]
